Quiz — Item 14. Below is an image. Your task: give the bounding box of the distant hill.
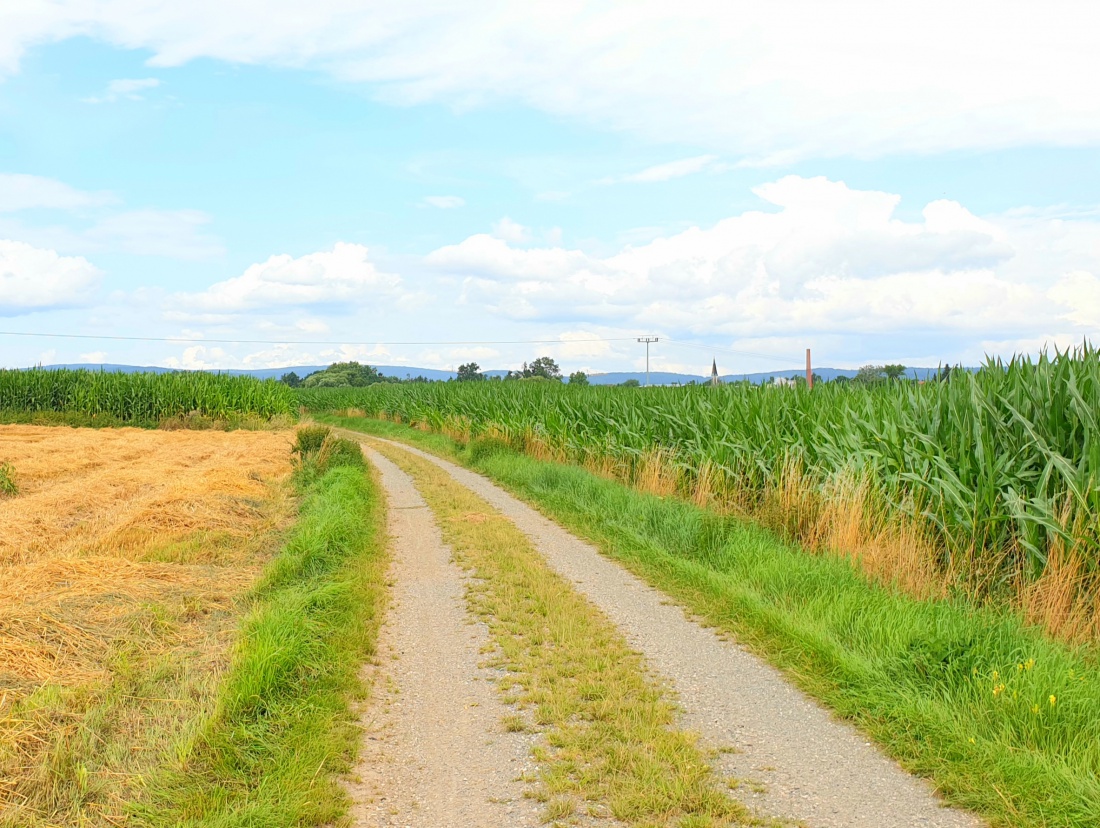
[37,363,950,385]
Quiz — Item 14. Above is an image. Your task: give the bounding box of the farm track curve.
[345,447,542,827]
[357,434,985,828]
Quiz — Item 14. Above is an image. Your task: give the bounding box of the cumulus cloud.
[425,175,1100,347]
[171,242,404,313]
[0,173,116,212]
[0,239,101,315]
[83,77,160,104]
[423,195,465,208]
[2,2,1098,160]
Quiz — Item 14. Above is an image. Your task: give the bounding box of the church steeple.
[710,358,719,387]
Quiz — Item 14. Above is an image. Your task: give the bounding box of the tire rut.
[361,435,985,828]
[344,448,541,828]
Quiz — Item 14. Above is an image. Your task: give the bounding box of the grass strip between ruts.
[132,459,387,828]
[326,415,1100,828]
[368,438,760,828]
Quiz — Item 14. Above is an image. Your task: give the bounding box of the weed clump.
[0,462,16,497]
[292,425,332,457]
[292,426,364,481]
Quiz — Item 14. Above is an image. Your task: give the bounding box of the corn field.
[300,347,1100,630]
[0,368,296,422]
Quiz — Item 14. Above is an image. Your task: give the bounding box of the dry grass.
[475,430,1094,641]
[0,425,295,826]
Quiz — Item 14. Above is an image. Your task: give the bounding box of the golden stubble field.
[0,425,295,826]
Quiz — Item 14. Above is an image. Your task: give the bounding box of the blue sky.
[2,2,1100,376]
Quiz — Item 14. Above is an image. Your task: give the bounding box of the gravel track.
[345,448,540,828]
[364,436,985,828]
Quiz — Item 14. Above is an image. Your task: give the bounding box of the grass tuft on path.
[329,416,1100,828]
[369,438,759,828]
[132,436,386,828]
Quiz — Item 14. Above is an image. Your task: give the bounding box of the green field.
[0,368,295,426]
[326,414,1100,828]
[300,347,1100,640]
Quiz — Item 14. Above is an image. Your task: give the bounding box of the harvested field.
[0,425,295,826]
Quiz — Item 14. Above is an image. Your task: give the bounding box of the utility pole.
[806,348,813,390]
[637,337,659,387]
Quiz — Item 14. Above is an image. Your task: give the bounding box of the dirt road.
[345,447,541,827]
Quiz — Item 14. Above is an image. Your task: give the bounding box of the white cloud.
[425,175,1100,349]
[83,77,160,104]
[621,155,718,183]
[85,209,223,259]
[0,173,116,212]
[0,239,101,315]
[423,195,465,208]
[556,330,613,359]
[171,242,403,313]
[79,350,108,362]
[491,217,531,244]
[1049,271,1100,327]
[446,345,499,362]
[2,2,1098,160]
[0,175,222,260]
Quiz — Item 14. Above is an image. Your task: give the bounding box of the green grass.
[0,462,15,497]
[327,416,1100,828]
[132,442,386,827]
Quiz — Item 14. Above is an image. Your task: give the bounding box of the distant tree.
[833,375,851,385]
[620,378,641,387]
[854,365,886,385]
[456,362,485,382]
[883,364,907,382]
[300,361,392,388]
[938,364,954,382]
[526,356,562,380]
[280,371,301,388]
[568,371,589,386]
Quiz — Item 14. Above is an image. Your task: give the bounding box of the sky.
[1,1,1099,377]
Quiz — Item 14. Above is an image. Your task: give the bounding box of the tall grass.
[342,420,1100,828]
[134,435,384,827]
[302,347,1100,638]
[0,368,294,424]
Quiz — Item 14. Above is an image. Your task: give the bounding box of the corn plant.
[299,346,1100,589]
[0,368,295,423]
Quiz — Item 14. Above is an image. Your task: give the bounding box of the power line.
[0,328,809,369]
[0,330,640,347]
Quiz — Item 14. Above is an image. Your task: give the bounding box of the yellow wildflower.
[1031,704,1040,714]
[1049,695,1057,707]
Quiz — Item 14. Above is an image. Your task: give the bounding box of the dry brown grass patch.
[0,425,296,826]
